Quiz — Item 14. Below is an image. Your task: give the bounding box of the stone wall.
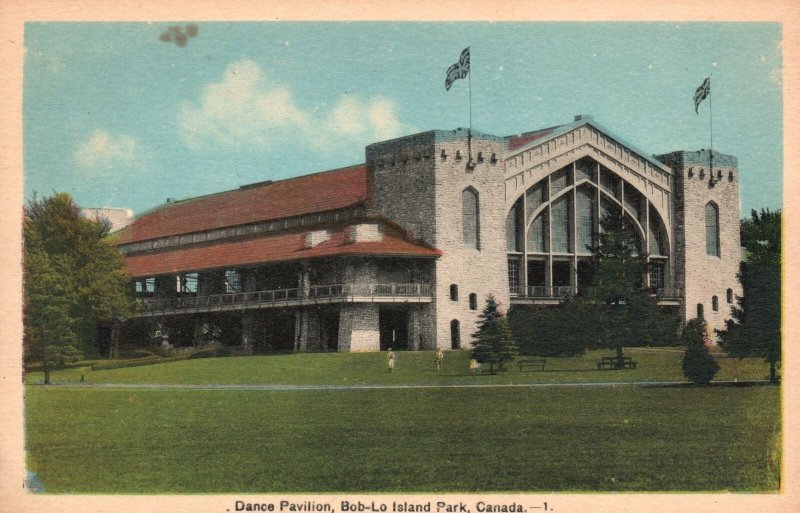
[338,303,380,352]
[657,150,742,337]
[368,130,509,349]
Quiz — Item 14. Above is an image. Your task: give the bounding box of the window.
[648,264,664,289]
[506,200,522,252]
[450,320,461,349]
[469,293,478,310]
[705,202,720,257]
[712,295,719,312]
[727,288,733,304]
[508,258,520,295]
[180,273,198,293]
[462,187,480,249]
[135,278,155,294]
[697,303,704,319]
[450,284,458,301]
[225,269,242,293]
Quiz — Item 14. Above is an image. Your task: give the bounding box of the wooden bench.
[518,358,547,371]
[596,356,637,370]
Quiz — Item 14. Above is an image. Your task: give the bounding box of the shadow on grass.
[644,380,778,389]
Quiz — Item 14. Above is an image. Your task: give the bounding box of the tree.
[681,318,720,385]
[717,209,781,383]
[471,295,518,373]
[579,209,678,367]
[23,193,134,380]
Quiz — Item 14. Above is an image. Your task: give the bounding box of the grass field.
[25,384,780,493]
[24,347,775,386]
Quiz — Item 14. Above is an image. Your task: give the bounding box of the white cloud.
[74,130,141,170]
[179,59,411,153]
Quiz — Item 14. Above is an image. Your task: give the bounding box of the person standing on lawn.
[387,348,395,373]
[435,348,444,371]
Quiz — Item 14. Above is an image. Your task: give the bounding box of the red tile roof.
[123,222,440,277]
[507,126,561,152]
[115,164,370,244]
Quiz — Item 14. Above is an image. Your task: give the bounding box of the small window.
[225,269,242,293]
[712,296,719,312]
[450,320,461,350]
[697,303,704,320]
[727,288,733,304]
[469,293,478,310]
[450,284,459,301]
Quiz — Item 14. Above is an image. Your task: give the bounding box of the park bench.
[518,358,547,371]
[596,356,637,370]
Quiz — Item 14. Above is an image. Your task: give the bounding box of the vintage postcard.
[1,1,797,512]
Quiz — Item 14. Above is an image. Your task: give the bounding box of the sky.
[23,22,783,216]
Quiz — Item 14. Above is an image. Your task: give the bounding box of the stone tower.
[366,129,509,349]
[656,150,742,336]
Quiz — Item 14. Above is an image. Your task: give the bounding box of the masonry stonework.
[656,150,741,336]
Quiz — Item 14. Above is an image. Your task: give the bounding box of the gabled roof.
[505,116,673,173]
[506,125,563,152]
[115,164,370,244]
[123,220,441,277]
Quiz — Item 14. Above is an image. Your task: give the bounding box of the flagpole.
[468,50,473,166]
[709,74,714,183]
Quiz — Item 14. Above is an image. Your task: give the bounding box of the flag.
[694,76,710,113]
[445,47,470,91]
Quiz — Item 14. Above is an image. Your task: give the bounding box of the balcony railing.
[136,282,433,316]
[510,285,577,298]
[510,285,683,301]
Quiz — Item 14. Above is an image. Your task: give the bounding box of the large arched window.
[705,202,720,257]
[462,187,480,249]
[504,158,670,299]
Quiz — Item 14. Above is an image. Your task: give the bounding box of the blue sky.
[23,22,782,215]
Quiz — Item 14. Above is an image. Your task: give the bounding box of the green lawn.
[24,347,774,386]
[25,385,780,493]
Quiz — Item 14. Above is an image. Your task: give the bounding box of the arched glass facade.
[506,157,670,298]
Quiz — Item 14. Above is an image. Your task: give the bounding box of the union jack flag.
[445,47,470,91]
[694,76,710,113]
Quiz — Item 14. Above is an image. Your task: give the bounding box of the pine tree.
[579,209,677,367]
[681,318,720,386]
[471,295,518,373]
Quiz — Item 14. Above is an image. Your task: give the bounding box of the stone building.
[111,115,741,353]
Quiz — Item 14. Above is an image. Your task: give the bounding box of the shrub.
[681,318,720,385]
[188,345,232,359]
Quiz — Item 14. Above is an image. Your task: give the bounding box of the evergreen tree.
[23,193,133,380]
[579,209,677,367]
[681,318,720,385]
[717,209,781,383]
[471,295,518,373]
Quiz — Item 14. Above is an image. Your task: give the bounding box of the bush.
[188,345,233,359]
[681,318,720,385]
[509,305,587,357]
[118,348,160,359]
[91,355,164,371]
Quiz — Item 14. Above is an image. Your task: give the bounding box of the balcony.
[510,285,682,306]
[134,283,433,317]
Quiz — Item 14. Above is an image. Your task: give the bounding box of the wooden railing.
[137,283,433,315]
